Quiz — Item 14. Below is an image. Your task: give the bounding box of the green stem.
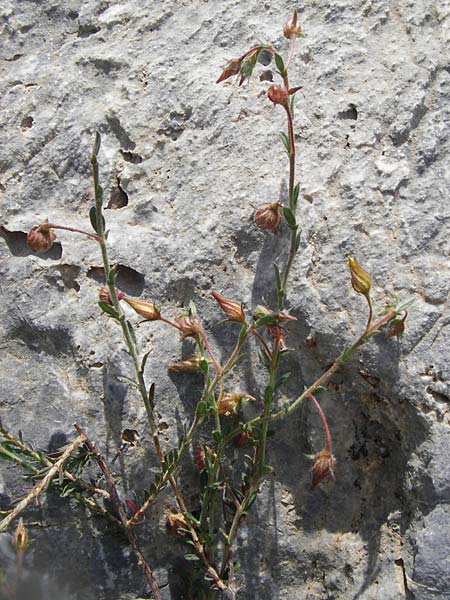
[279,104,297,308]
[90,136,228,591]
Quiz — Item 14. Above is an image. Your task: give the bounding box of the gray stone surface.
[1,0,449,598]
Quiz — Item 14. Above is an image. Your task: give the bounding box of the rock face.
[1,1,449,599]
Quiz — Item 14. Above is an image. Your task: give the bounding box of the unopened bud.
[283,10,302,39]
[310,448,335,490]
[268,325,286,350]
[216,58,242,84]
[193,447,206,470]
[13,518,29,553]
[348,256,371,297]
[254,202,283,232]
[27,222,56,253]
[124,297,161,320]
[233,431,251,447]
[267,84,289,106]
[387,313,407,337]
[166,512,189,536]
[168,355,204,373]
[211,291,246,323]
[99,287,125,305]
[175,315,202,339]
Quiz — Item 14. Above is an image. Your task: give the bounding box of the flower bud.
[99,286,125,305]
[27,222,56,253]
[193,447,206,470]
[233,431,251,447]
[166,511,189,536]
[283,10,301,39]
[310,448,335,490]
[348,256,371,297]
[175,315,202,339]
[211,291,246,323]
[216,58,242,84]
[124,297,161,320]
[267,325,286,350]
[387,313,407,337]
[267,84,289,106]
[13,518,29,553]
[168,355,204,373]
[217,393,254,416]
[254,202,283,232]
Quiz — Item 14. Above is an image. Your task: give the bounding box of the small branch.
[0,434,86,533]
[74,424,163,600]
[307,393,331,452]
[45,224,102,243]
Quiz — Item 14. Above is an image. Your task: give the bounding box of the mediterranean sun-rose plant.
[0,9,414,600]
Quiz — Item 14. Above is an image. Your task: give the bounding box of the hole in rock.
[338,104,358,120]
[0,226,62,259]
[119,149,143,164]
[107,177,129,209]
[87,264,145,295]
[260,70,273,82]
[20,116,33,130]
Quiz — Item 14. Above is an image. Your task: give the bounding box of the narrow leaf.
[282,207,297,229]
[274,53,285,76]
[273,262,282,291]
[116,375,140,390]
[279,131,290,155]
[98,301,119,319]
[92,132,101,157]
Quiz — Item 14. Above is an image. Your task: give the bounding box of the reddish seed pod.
[267,84,289,106]
[254,203,283,232]
[27,223,56,253]
[283,10,301,39]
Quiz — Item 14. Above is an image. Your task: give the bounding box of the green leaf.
[274,53,285,76]
[140,349,151,375]
[212,430,221,445]
[293,183,300,208]
[244,491,258,511]
[89,206,105,234]
[238,324,249,345]
[98,301,119,319]
[92,132,101,157]
[184,553,200,562]
[195,401,207,419]
[264,385,274,405]
[189,300,197,315]
[273,262,282,292]
[254,314,278,328]
[275,372,291,389]
[184,512,200,526]
[282,207,297,229]
[117,376,139,389]
[258,349,271,369]
[279,131,290,155]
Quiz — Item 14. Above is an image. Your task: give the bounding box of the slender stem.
[0,434,86,532]
[45,224,101,242]
[251,329,272,359]
[74,425,162,600]
[307,393,331,452]
[365,295,373,332]
[90,139,229,593]
[285,34,297,71]
[280,104,297,307]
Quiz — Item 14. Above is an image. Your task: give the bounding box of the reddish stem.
[307,393,331,452]
[45,223,102,242]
